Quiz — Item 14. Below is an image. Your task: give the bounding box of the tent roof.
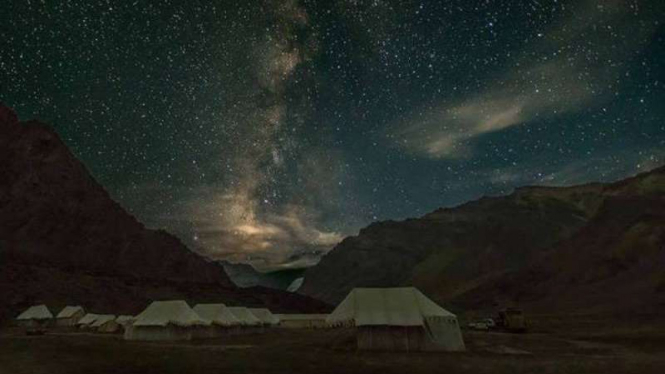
[326,287,456,327]
[115,315,135,324]
[133,300,210,327]
[91,314,116,327]
[16,305,53,320]
[193,304,241,326]
[226,307,262,326]
[56,306,84,319]
[275,314,329,321]
[248,308,280,325]
[77,313,100,325]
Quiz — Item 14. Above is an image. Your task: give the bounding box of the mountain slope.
[454,169,665,314]
[0,104,328,321]
[299,164,665,314]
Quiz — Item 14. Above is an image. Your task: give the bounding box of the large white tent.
[16,305,53,328]
[327,287,465,351]
[124,300,210,341]
[192,304,242,338]
[248,308,279,326]
[55,306,85,327]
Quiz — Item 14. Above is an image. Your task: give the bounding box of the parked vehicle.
[467,321,489,331]
[481,318,495,328]
[495,308,528,333]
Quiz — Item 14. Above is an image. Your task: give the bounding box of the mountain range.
[299,163,665,315]
[2,102,663,321]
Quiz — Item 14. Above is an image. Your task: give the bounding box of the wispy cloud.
[476,147,665,190]
[392,0,660,159]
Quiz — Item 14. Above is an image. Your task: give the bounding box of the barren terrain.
[2,316,664,374]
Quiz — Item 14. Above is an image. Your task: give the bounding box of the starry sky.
[2,0,664,271]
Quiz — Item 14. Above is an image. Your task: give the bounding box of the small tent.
[248,308,279,326]
[327,287,465,351]
[125,300,210,341]
[91,314,120,333]
[193,304,242,338]
[115,315,135,327]
[56,306,85,327]
[227,307,263,333]
[77,313,100,329]
[276,314,328,329]
[16,305,54,328]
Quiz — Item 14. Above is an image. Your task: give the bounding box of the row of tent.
[16,305,136,333]
[16,287,465,351]
[15,303,306,337]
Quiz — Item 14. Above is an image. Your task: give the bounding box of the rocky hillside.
[299,164,665,314]
[454,169,665,314]
[0,104,328,321]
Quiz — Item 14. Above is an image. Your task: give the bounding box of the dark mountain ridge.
[300,162,665,315]
[0,104,328,322]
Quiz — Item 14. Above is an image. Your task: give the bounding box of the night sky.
[2,0,664,271]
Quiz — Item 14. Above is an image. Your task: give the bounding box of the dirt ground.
[1,323,664,374]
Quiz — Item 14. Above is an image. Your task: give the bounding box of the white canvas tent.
[115,315,135,327]
[16,305,53,328]
[56,306,85,327]
[124,300,210,341]
[276,314,328,329]
[91,314,120,333]
[192,304,242,338]
[227,307,263,333]
[77,313,100,328]
[193,304,241,326]
[327,287,465,351]
[248,308,279,326]
[226,307,262,326]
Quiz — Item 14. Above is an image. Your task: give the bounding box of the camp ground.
[125,300,210,341]
[16,305,54,328]
[327,287,465,351]
[276,314,329,329]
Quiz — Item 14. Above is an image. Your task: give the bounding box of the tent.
[77,313,100,329]
[16,305,53,328]
[56,306,85,327]
[227,307,263,333]
[115,315,135,327]
[326,287,465,351]
[248,308,279,326]
[276,314,328,329]
[91,314,120,333]
[192,304,242,338]
[124,300,210,341]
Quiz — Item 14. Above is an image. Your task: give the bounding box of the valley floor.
[1,322,664,374]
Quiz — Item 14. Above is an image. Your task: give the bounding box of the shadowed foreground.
[2,321,665,374]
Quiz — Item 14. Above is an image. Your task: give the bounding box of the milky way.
[2,0,664,270]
